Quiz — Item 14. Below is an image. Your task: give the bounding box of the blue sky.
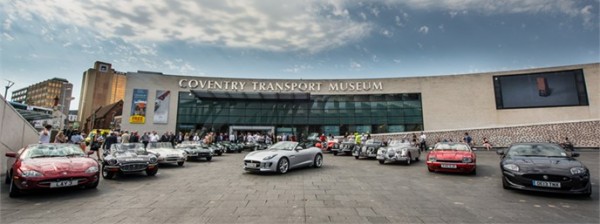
[1,0,598,110]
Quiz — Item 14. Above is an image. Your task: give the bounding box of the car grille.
[522,174,571,182]
[436,159,461,163]
[166,157,179,161]
[198,153,210,157]
[121,163,148,172]
[244,160,261,164]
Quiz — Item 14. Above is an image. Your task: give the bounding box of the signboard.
[129,89,148,124]
[153,90,170,124]
[178,79,384,93]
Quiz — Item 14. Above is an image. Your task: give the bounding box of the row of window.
[177,115,423,125]
[179,100,422,110]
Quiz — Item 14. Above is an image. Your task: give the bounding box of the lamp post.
[4,80,14,100]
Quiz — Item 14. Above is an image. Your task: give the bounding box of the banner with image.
[153,90,171,124]
[129,89,148,124]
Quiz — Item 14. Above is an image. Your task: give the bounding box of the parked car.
[497,143,591,197]
[175,141,213,161]
[426,143,476,174]
[243,141,323,174]
[326,138,341,152]
[219,141,242,153]
[207,143,224,156]
[334,137,358,156]
[102,143,159,179]
[147,142,186,166]
[376,140,420,165]
[5,144,100,197]
[353,139,384,159]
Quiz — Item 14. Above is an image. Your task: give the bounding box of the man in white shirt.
[419,132,427,151]
[149,131,159,143]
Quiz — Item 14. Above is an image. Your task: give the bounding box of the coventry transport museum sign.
[178,79,383,92]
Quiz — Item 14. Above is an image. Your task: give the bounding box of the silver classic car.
[102,143,158,179]
[333,137,358,156]
[243,141,323,174]
[376,140,421,165]
[147,142,186,166]
[353,139,384,159]
[175,141,213,161]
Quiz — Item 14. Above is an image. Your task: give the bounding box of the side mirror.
[295,146,303,151]
[496,149,504,155]
[5,152,16,158]
[571,152,580,157]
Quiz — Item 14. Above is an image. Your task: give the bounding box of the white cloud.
[438,24,445,31]
[359,12,367,20]
[381,29,393,37]
[580,5,594,28]
[62,42,72,47]
[2,32,14,41]
[283,64,313,73]
[393,58,401,63]
[3,18,12,30]
[371,7,380,17]
[350,60,361,69]
[418,26,429,34]
[4,0,371,53]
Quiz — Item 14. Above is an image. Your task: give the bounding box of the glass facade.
[176,92,423,136]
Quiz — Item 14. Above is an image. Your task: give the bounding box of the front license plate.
[246,163,259,168]
[532,180,561,188]
[50,180,78,188]
[441,164,457,169]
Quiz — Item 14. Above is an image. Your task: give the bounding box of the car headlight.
[400,150,408,156]
[503,164,519,172]
[149,156,157,163]
[21,170,43,177]
[263,154,278,160]
[570,167,587,175]
[462,157,473,163]
[85,166,99,173]
[428,157,436,162]
[107,159,118,165]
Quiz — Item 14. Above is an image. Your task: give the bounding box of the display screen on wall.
[154,90,171,124]
[493,69,589,109]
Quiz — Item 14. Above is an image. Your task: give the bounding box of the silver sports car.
[243,141,323,174]
[376,140,421,165]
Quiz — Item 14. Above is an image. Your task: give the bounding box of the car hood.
[429,151,473,160]
[21,157,98,174]
[504,156,584,174]
[245,149,282,160]
[147,148,183,155]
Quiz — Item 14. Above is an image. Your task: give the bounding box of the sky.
[1,0,598,110]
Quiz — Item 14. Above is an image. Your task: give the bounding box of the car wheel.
[277,158,289,174]
[584,187,592,198]
[470,168,477,175]
[9,176,22,198]
[86,178,99,189]
[177,161,184,166]
[101,165,115,179]
[313,154,323,168]
[217,151,223,156]
[206,156,212,161]
[427,167,434,172]
[333,151,338,156]
[405,153,412,165]
[378,160,385,164]
[5,171,10,184]
[238,149,242,153]
[146,167,158,176]
[354,156,359,160]
[502,177,509,189]
[415,152,420,161]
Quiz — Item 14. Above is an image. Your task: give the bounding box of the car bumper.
[104,163,157,173]
[158,157,185,164]
[243,160,277,172]
[502,171,591,195]
[377,153,410,162]
[12,173,99,190]
[427,162,475,173]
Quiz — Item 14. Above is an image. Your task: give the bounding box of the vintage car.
[5,144,100,197]
[243,141,323,174]
[147,142,186,166]
[426,142,476,174]
[353,139,384,159]
[497,143,591,197]
[334,137,358,156]
[102,143,159,179]
[376,140,420,165]
[206,143,224,156]
[175,141,213,161]
[326,138,341,152]
[219,141,242,153]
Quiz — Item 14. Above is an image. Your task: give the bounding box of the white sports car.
[147,142,186,166]
[376,140,420,165]
[243,141,323,174]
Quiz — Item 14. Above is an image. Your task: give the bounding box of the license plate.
[441,164,457,169]
[246,163,259,168]
[50,180,78,188]
[532,180,561,188]
[189,154,198,156]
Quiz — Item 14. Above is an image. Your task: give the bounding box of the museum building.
[120,63,598,139]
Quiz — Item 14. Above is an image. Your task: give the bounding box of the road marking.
[534,205,541,208]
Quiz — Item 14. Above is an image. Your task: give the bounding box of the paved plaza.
[1,150,598,224]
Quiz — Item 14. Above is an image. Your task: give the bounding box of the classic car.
[353,139,384,159]
[334,137,358,156]
[243,141,323,174]
[219,141,242,153]
[206,143,224,156]
[376,140,420,165]
[497,143,591,197]
[147,142,186,166]
[326,138,341,152]
[5,144,100,197]
[426,142,476,174]
[102,143,159,179]
[175,141,213,161]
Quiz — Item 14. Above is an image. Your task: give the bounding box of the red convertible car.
[426,142,476,174]
[5,144,100,197]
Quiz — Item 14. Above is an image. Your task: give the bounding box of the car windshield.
[507,144,567,157]
[147,142,174,149]
[269,141,298,151]
[111,143,145,154]
[365,139,381,145]
[388,140,411,147]
[24,144,85,159]
[433,143,471,151]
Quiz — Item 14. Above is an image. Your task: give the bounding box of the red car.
[426,142,476,174]
[5,144,100,197]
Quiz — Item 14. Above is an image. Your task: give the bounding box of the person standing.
[39,125,52,144]
[103,132,118,157]
[141,132,150,148]
[121,131,130,143]
[54,131,68,143]
[130,131,139,143]
[463,132,473,146]
[419,132,427,151]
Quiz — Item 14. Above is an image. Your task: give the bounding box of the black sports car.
[497,143,591,197]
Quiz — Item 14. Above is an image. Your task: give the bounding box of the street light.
[4,80,14,100]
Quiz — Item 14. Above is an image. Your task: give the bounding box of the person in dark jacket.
[102,132,119,159]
